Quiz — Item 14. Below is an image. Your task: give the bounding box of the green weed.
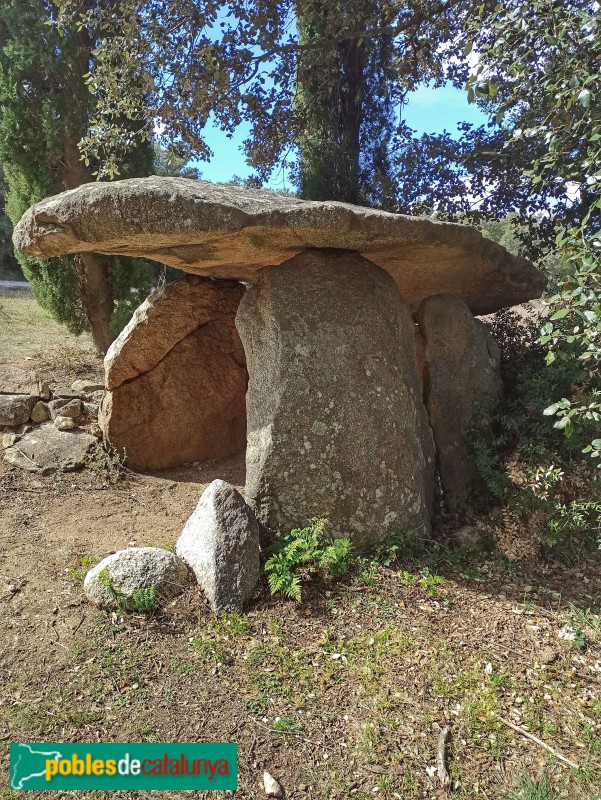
[265,518,353,601]
[508,774,559,800]
[95,568,157,613]
[66,554,98,585]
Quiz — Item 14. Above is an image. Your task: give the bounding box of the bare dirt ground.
[1,294,600,799]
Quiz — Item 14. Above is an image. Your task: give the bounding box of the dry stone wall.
[1,368,103,474]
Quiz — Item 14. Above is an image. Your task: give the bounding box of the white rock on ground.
[54,416,75,431]
[176,480,260,614]
[263,772,283,797]
[84,547,190,609]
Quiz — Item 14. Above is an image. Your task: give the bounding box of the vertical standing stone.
[418,294,503,511]
[99,277,247,470]
[176,480,260,613]
[236,249,433,547]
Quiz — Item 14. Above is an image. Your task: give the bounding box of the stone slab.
[13,177,545,314]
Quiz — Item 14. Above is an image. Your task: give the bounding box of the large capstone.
[99,276,247,470]
[13,177,545,315]
[418,295,503,511]
[236,249,433,546]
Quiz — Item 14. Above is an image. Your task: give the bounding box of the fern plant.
[131,586,158,612]
[264,518,353,602]
[96,568,158,613]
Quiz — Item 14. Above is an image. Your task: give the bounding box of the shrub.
[473,312,601,553]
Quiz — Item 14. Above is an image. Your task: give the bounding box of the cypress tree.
[0,0,153,353]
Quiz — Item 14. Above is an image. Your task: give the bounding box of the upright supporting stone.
[418,295,503,511]
[100,276,247,470]
[236,249,433,546]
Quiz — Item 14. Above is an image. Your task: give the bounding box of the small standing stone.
[176,480,260,613]
[30,401,50,423]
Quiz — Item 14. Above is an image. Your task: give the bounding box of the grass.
[2,563,601,798]
[509,775,559,800]
[0,288,94,361]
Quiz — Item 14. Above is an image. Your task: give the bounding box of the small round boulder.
[84,547,189,609]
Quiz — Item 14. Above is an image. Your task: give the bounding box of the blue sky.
[196,83,488,190]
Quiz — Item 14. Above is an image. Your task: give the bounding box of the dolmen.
[13,178,545,545]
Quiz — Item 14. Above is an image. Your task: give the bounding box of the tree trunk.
[295,1,365,203]
[337,36,364,204]
[61,17,115,356]
[63,122,115,356]
[73,252,115,355]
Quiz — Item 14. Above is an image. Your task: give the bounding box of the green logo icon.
[10,743,237,790]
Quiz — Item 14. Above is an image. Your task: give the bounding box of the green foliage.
[265,518,353,601]
[97,567,129,609]
[108,256,154,336]
[57,0,480,195]
[66,554,98,586]
[96,568,158,613]
[0,1,156,347]
[472,312,601,552]
[466,0,600,458]
[0,2,90,332]
[401,567,444,597]
[355,529,427,586]
[130,586,158,613]
[273,716,302,734]
[152,144,201,179]
[508,774,558,800]
[0,164,20,279]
